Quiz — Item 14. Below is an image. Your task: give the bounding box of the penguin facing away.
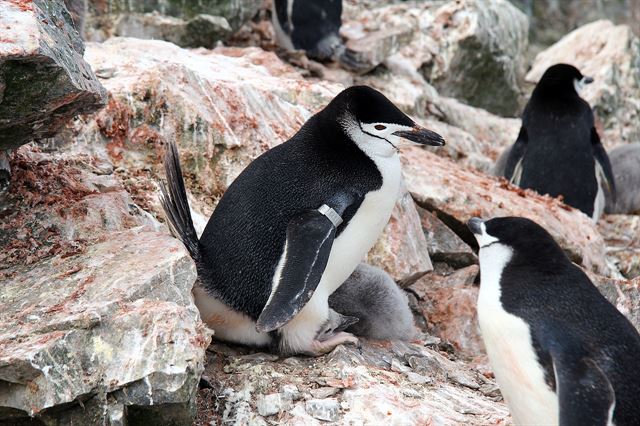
[161,86,444,356]
[328,263,416,341]
[468,216,640,426]
[503,64,615,221]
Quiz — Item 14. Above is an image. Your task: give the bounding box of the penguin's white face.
[573,76,593,95]
[353,121,414,158]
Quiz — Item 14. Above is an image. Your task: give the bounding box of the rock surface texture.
[342,0,528,116]
[0,0,106,150]
[84,0,262,46]
[0,146,210,424]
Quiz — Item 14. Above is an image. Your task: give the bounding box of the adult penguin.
[503,64,615,221]
[161,86,444,355]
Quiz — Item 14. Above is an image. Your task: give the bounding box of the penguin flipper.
[592,128,616,201]
[256,209,337,333]
[556,356,615,426]
[504,126,527,184]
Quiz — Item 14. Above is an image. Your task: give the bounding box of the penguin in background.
[328,263,416,341]
[272,0,344,62]
[160,86,444,356]
[502,64,615,221]
[468,216,640,426]
[605,143,640,215]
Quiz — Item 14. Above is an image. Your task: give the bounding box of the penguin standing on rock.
[160,86,444,356]
[468,216,640,425]
[503,64,615,221]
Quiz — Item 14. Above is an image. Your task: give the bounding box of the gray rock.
[0,0,107,150]
[418,208,477,268]
[85,0,261,43]
[342,27,414,74]
[112,13,232,49]
[0,227,210,423]
[423,0,529,116]
[256,393,286,417]
[305,399,341,422]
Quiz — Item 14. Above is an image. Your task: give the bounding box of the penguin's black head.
[467,216,569,267]
[323,86,444,157]
[536,63,593,95]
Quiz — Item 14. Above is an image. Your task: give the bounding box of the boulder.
[197,340,509,425]
[527,20,640,147]
[0,0,107,150]
[423,0,529,116]
[588,273,640,332]
[0,144,210,424]
[401,147,608,274]
[342,0,529,116]
[85,0,262,45]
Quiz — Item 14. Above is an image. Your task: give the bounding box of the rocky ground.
[1,0,639,425]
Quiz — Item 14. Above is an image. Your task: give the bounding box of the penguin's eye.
[374,124,386,131]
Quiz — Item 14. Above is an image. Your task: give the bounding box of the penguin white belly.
[478,245,558,426]
[280,154,402,352]
[193,285,271,346]
[593,162,606,221]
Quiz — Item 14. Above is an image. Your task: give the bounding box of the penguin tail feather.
[159,141,201,264]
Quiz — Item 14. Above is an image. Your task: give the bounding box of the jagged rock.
[599,215,640,280]
[418,207,477,268]
[401,147,608,274]
[199,340,509,424]
[527,20,640,146]
[0,0,106,150]
[0,226,209,423]
[85,0,262,45]
[423,0,529,116]
[409,266,484,359]
[343,0,528,116]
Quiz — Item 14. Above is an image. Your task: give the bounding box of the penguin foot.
[309,331,358,356]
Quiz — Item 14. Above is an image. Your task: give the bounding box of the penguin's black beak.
[583,76,594,85]
[393,126,445,147]
[467,217,484,235]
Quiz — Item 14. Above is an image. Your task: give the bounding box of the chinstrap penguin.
[468,216,640,425]
[160,85,444,356]
[502,64,615,221]
[605,143,640,215]
[328,263,416,341]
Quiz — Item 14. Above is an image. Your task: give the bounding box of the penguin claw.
[309,332,359,356]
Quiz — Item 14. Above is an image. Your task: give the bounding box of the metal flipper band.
[318,204,343,228]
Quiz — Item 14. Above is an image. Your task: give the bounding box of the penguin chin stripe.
[318,204,343,227]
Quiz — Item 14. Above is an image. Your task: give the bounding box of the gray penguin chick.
[605,143,640,214]
[328,263,416,341]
